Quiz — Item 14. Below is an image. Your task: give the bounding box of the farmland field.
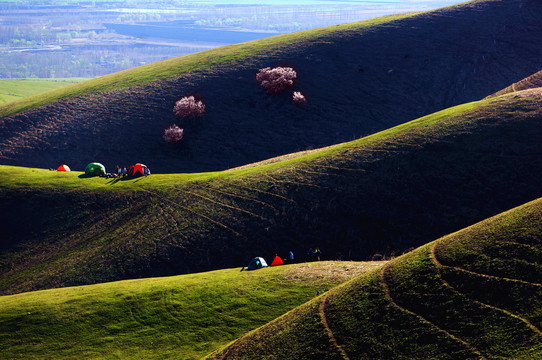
[0,78,87,103]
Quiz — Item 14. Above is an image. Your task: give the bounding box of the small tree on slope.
[173,95,206,118]
[163,124,184,143]
[256,66,297,94]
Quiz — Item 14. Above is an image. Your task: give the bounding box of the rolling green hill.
[0,260,382,360]
[207,197,542,359]
[1,0,542,173]
[1,91,541,295]
[0,1,541,358]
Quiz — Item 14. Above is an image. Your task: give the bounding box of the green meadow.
[0,261,382,359]
[1,92,541,295]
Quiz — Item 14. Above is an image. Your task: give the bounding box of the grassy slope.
[1,93,541,295]
[1,0,542,173]
[208,197,542,359]
[0,79,88,104]
[0,261,383,360]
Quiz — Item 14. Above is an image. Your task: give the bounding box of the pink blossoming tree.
[256,66,297,94]
[292,91,308,106]
[173,95,206,118]
[163,124,184,143]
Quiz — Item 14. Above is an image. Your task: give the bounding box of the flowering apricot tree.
[256,66,297,94]
[163,124,184,143]
[292,91,308,106]
[173,95,206,118]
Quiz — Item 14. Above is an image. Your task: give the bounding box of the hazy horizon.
[0,0,465,78]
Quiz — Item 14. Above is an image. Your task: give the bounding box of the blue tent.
[246,257,268,270]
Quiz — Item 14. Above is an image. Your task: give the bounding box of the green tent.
[85,162,106,176]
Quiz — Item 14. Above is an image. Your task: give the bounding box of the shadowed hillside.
[1,0,542,173]
[1,93,541,294]
[207,197,542,359]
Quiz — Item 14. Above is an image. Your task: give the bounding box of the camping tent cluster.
[76,162,151,177]
[246,255,283,270]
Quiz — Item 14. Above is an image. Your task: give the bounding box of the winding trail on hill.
[263,174,326,189]
[216,179,298,206]
[318,293,351,360]
[430,244,542,288]
[175,187,270,221]
[379,264,487,359]
[206,186,280,214]
[138,187,242,236]
[429,243,542,336]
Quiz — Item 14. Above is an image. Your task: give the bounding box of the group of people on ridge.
[100,165,127,179]
[307,248,322,261]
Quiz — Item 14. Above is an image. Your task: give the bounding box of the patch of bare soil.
[282,261,385,284]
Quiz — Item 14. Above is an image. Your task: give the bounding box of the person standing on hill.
[289,251,294,263]
[307,248,314,262]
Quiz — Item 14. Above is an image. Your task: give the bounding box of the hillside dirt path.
[206,184,280,214]
[430,243,541,287]
[379,264,487,359]
[174,186,270,221]
[138,187,242,236]
[318,293,351,360]
[429,243,542,336]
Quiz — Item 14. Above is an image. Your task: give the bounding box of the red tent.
[127,163,150,177]
[57,164,71,172]
[270,255,283,266]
